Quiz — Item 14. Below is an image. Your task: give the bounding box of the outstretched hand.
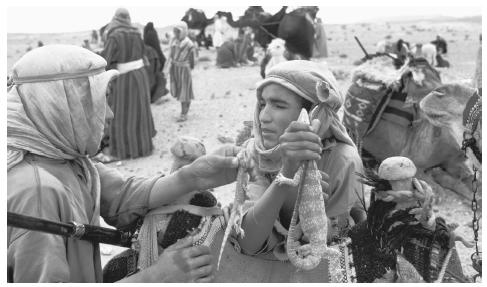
[180,145,242,191]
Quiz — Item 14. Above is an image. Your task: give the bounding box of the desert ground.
[7,15,482,281]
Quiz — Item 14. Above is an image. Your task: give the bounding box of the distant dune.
[362,14,481,24]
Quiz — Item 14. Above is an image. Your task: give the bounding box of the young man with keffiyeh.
[223,60,366,282]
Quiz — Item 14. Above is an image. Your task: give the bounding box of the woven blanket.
[346,200,468,283]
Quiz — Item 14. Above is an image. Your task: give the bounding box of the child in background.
[167,22,196,122]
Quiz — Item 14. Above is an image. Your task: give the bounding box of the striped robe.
[101,26,155,159]
[169,38,195,103]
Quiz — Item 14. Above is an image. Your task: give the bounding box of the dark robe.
[144,45,169,103]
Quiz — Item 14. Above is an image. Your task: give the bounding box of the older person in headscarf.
[7,44,241,283]
[99,8,155,161]
[226,60,365,282]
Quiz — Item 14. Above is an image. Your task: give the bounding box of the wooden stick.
[8,212,132,247]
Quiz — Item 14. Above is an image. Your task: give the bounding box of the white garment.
[213,18,225,48]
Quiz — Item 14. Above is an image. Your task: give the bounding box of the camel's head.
[267,38,286,57]
[420,84,475,145]
[399,57,442,104]
[182,8,208,27]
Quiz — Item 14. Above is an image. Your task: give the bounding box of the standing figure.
[143,22,169,104]
[100,8,155,160]
[313,18,328,58]
[168,21,196,122]
[91,29,99,45]
[395,39,410,64]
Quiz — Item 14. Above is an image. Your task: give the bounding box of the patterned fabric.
[344,77,416,146]
[328,238,357,283]
[347,200,468,283]
[102,191,225,280]
[102,249,138,283]
[343,78,390,142]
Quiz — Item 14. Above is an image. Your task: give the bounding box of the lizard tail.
[216,212,236,270]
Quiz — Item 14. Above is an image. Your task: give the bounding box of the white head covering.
[7,44,119,225]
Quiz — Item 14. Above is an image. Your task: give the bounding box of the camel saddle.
[343,56,416,145]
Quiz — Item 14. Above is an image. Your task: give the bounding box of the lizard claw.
[455,234,474,248]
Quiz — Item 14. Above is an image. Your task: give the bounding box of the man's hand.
[180,145,242,191]
[279,119,323,178]
[149,237,215,282]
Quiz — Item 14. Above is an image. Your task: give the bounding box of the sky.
[6,4,482,33]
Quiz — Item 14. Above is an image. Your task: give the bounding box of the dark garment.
[101,26,155,159]
[145,45,169,103]
[216,41,237,68]
[435,54,450,68]
[143,23,166,69]
[431,38,448,54]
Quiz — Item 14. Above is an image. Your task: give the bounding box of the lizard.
[216,148,252,270]
[285,108,339,271]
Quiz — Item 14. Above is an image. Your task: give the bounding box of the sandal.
[176,114,187,122]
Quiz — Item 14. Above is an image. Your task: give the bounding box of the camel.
[217,6,316,58]
[181,8,215,48]
[216,6,288,50]
[344,56,473,199]
[420,84,482,173]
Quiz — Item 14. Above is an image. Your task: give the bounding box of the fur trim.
[352,56,400,87]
